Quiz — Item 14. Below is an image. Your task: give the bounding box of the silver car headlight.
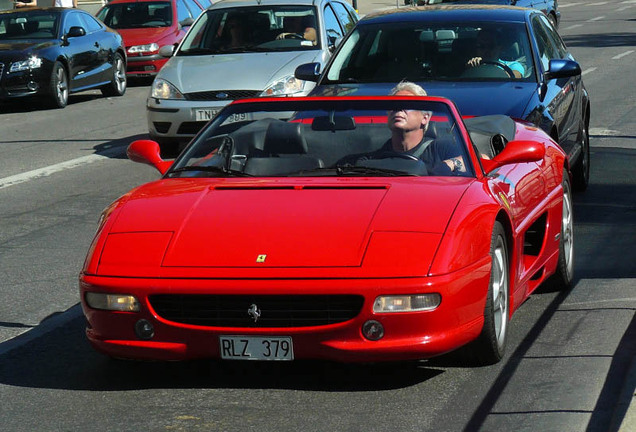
[128,43,159,54]
[260,75,306,97]
[151,78,184,100]
[9,56,42,73]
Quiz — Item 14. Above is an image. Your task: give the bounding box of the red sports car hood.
[117,27,175,46]
[102,178,470,270]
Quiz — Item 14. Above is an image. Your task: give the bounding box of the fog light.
[362,320,384,341]
[27,81,38,91]
[373,294,441,313]
[85,292,140,312]
[135,319,155,340]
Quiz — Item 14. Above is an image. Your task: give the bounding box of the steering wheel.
[479,60,516,78]
[284,33,304,40]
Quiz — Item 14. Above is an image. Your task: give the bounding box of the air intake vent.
[149,294,364,328]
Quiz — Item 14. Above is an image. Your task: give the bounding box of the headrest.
[263,121,308,155]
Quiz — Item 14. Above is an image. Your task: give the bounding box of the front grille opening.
[149,294,364,328]
[153,122,171,133]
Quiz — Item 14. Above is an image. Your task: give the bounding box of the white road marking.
[587,1,609,5]
[582,67,597,76]
[0,147,123,190]
[612,50,635,60]
[559,3,579,8]
[564,24,584,30]
[587,16,605,22]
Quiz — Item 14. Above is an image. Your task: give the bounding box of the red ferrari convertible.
[80,96,574,365]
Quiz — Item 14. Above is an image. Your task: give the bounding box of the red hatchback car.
[96,0,210,77]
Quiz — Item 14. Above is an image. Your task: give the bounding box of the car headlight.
[9,56,42,73]
[373,294,441,313]
[85,292,140,312]
[151,78,184,100]
[260,75,306,97]
[128,43,159,54]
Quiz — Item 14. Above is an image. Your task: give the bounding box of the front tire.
[49,61,68,109]
[572,123,590,191]
[470,221,509,365]
[549,171,575,290]
[101,53,127,97]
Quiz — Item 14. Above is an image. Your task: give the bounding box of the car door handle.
[94,42,100,48]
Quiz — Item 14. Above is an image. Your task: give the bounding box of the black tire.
[101,53,127,97]
[549,171,575,290]
[49,61,68,109]
[470,221,510,365]
[572,123,590,192]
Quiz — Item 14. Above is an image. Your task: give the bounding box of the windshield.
[97,2,173,29]
[178,6,320,55]
[169,98,474,178]
[0,12,59,40]
[324,21,534,83]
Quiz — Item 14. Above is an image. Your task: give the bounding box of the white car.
[146,0,358,152]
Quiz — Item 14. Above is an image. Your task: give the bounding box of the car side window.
[531,15,559,72]
[63,12,84,34]
[176,0,194,22]
[182,0,203,18]
[330,1,356,34]
[539,14,568,58]
[323,4,343,47]
[79,13,103,33]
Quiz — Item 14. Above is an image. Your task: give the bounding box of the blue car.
[296,5,590,190]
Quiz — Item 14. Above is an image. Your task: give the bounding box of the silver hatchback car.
[146,0,358,151]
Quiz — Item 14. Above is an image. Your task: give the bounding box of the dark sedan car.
[297,5,590,190]
[0,7,127,108]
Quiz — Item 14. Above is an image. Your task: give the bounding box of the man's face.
[388,90,430,132]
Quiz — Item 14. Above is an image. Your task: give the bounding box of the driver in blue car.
[466,29,525,79]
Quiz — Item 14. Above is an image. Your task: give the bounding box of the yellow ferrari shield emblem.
[256,254,267,263]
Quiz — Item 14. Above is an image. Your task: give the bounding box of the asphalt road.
[1,1,635,431]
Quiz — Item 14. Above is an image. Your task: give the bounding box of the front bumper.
[126,54,167,77]
[0,64,50,100]
[80,258,491,363]
[146,97,230,142]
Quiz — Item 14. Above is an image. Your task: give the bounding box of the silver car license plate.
[195,108,220,122]
[194,110,249,123]
[219,336,294,361]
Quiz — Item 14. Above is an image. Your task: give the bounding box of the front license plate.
[194,109,249,123]
[219,336,294,361]
[195,108,220,122]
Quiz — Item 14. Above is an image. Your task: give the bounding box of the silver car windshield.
[324,21,534,83]
[169,99,474,178]
[178,6,320,55]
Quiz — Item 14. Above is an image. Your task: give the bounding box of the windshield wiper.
[335,165,414,176]
[168,166,251,177]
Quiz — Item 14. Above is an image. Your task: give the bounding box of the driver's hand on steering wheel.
[466,57,484,68]
[276,32,301,40]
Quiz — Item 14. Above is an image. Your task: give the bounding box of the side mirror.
[294,62,321,82]
[67,26,86,38]
[179,17,194,27]
[481,140,545,173]
[544,59,581,80]
[158,44,176,57]
[127,140,173,175]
